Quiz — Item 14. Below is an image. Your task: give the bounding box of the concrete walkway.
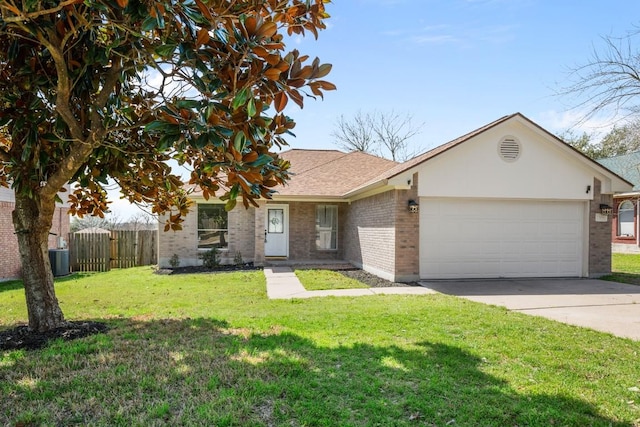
[264,267,436,299]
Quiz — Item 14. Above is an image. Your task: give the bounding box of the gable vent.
[498,136,521,162]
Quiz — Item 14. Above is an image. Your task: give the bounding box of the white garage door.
[420,199,585,279]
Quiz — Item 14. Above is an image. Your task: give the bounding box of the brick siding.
[393,173,420,281]
[0,203,70,280]
[158,203,257,268]
[272,201,345,262]
[0,201,21,279]
[343,191,397,280]
[589,179,613,277]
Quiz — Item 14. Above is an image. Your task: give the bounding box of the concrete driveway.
[419,278,640,340]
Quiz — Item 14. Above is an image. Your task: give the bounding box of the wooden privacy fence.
[69,230,157,272]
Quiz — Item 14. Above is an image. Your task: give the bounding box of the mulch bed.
[0,321,109,352]
[335,269,421,288]
[158,262,261,275]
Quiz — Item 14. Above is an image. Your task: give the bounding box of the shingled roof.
[276,149,398,197]
[598,151,640,191]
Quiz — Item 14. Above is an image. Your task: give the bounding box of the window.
[618,200,635,237]
[198,204,228,249]
[316,205,337,250]
[268,208,284,233]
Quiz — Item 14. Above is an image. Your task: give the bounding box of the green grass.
[2,267,640,426]
[294,269,369,290]
[601,253,640,285]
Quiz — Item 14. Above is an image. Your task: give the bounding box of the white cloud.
[538,109,618,138]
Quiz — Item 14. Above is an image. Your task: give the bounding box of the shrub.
[233,251,244,267]
[169,254,180,268]
[199,248,220,269]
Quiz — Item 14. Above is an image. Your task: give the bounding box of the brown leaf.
[264,68,281,81]
[116,0,128,8]
[255,21,277,39]
[196,28,210,47]
[245,15,258,36]
[194,0,214,22]
[274,92,288,112]
[288,89,303,108]
[243,151,259,163]
[317,80,337,91]
[315,63,332,78]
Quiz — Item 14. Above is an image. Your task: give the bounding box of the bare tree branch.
[372,110,423,162]
[561,32,640,125]
[331,110,424,161]
[331,111,375,153]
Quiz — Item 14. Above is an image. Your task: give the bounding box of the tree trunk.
[12,193,65,332]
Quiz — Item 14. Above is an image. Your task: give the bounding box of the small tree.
[560,118,640,159]
[559,130,601,159]
[331,110,423,161]
[0,0,334,332]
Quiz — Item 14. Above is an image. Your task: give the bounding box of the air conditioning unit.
[49,249,70,277]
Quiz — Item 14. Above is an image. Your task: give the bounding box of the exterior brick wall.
[589,179,613,277]
[253,201,265,265]
[0,203,70,280]
[158,209,199,267]
[0,201,21,280]
[158,202,257,268]
[343,190,397,280]
[226,205,255,264]
[270,201,345,262]
[393,174,420,281]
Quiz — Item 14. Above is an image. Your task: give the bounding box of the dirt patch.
[336,269,420,288]
[0,321,109,351]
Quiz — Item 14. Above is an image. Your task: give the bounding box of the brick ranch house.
[598,151,640,253]
[0,187,70,280]
[158,113,632,281]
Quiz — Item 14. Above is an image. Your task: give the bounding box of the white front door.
[264,205,289,257]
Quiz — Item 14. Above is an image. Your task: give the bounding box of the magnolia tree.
[0,0,334,332]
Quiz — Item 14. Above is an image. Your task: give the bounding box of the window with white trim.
[618,200,635,237]
[198,204,229,249]
[316,205,337,250]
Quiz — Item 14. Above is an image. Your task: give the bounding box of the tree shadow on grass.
[1,317,630,426]
[0,279,24,293]
[602,272,640,286]
[0,273,93,294]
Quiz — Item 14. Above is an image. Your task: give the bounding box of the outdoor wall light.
[600,204,613,215]
[408,199,419,213]
[586,185,591,194]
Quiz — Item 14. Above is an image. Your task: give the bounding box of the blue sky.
[108,0,640,218]
[284,0,640,152]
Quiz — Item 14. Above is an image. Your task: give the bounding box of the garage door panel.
[420,199,584,279]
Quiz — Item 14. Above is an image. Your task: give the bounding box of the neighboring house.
[0,187,70,280]
[598,151,640,253]
[158,113,632,280]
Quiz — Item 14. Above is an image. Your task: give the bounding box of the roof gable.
[346,113,631,197]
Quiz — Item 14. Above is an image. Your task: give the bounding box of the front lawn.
[1,267,640,426]
[602,253,640,285]
[295,268,369,290]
